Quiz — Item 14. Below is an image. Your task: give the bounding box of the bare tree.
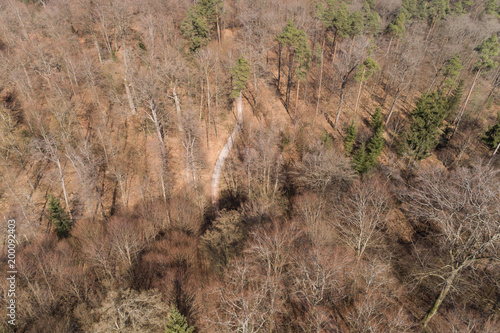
[400,164,500,328]
[331,178,390,262]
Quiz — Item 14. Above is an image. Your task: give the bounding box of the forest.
[0,0,500,332]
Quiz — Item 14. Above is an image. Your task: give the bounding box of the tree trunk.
[172,86,182,132]
[386,87,401,125]
[334,83,346,129]
[286,48,294,111]
[294,80,300,121]
[452,69,481,137]
[277,43,282,89]
[493,141,500,155]
[354,69,366,116]
[422,268,460,328]
[315,36,326,119]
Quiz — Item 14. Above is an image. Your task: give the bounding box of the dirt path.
[211,93,243,207]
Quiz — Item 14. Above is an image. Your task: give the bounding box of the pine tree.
[474,34,500,72]
[385,12,406,39]
[440,55,463,91]
[403,92,449,161]
[367,107,385,168]
[180,0,223,53]
[165,304,194,333]
[447,80,464,118]
[482,112,500,150]
[402,0,418,19]
[47,194,72,239]
[180,8,210,53]
[344,121,358,156]
[484,0,500,16]
[230,56,251,98]
[354,57,380,114]
[353,142,369,174]
[276,20,311,112]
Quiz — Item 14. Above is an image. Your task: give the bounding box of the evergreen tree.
[362,7,381,35]
[165,304,194,333]
[354,57,380,114]
[482,112,500,150]
[403,92,449,161]
[385,12,406,39]
[484,0,500,16]
[352,142,369,174]
[47,194,72,239]
[181,8,210,53]
[344,121,358,156]
[276,20,311,111]
[180,0,223,53]
[230,56,251,98]
[367,107,385,168]
[440,55,462,91]
[447,80,464,117]
[348,11,364,39]
[402,0,418,19]
[474,34,500,72]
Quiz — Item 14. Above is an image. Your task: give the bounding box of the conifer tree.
[440,55,463,92]
[367,107,385,168]
[48,194,72,239]
[352,142,369,174]
[484,0,500,16]
[181,0,223,53]
[447,80,464,118]
[165,304,195,333]
[276,20,311,113]
[403,92,449,162]
[344,121,358,156]
[482,112,500,152]
[354,57,380,114]
[230,56,251,98]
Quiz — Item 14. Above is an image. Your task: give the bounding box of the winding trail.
[211,93,243,207]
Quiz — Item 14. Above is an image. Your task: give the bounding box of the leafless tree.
[400,163,500,328]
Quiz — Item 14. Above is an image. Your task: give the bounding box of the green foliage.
[452,0,474,14]
[427,0,450,22]
[402,92,450,161]
[202,210,244,268]
[482,112,500,149]
[320,130,334,149]
[447,80,464,118]
[344,121,358,156]
[402,0,419,19]
[47,194,72,239]
[474,34,500,72]
[348,11,364,38]
[362,5,381,35]
[320,1,351,38]
[355,57,380,82]
[165,304,194,333]
[367,108,385,168]
[277,20,312,80]
[441,55,462,90]
[181,9,210,53]
[180,0,223,53]
[484,0,500,16]
[386,12,406,38]
[352,142,369,174]
[230,56,251,98]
